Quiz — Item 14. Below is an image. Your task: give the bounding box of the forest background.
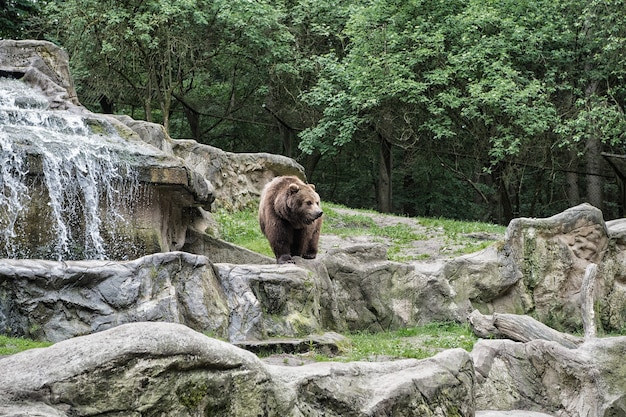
[3,0,626,225]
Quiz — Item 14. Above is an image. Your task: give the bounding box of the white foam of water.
[0,77,139,260]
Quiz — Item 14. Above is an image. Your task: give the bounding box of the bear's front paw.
[277,254,295,264]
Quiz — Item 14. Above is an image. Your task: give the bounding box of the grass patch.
[322,205,428,242]
[213,209,273,257]
[0,335,52,355]
[418,216,506,255]
[323,322,477,362]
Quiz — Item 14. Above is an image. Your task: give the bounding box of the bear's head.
[287,182,323,225]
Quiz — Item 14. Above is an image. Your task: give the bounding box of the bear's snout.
[314,210,323,220]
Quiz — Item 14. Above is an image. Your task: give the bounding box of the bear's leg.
[291,229,305,258]
[271,226,296,264]
[301,220,322,259]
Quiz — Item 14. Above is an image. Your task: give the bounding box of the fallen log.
[468,310,583,349]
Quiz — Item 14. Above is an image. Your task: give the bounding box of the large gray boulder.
[472,336,626,416]
[498,203,608,330]
[323,244,461,331]
[270,347,475,417]
[0,321,476,417]
[0,322,283,417]
[0,252,229,342]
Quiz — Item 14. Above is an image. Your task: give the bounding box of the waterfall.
[0,77,139,260]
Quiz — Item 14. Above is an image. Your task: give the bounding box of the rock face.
[0,252,229,342]
[272,347,475,417]
[499,204,609,330]
[0,322,282,417]
[0,39,79,109]
[472,336,626,416]
[0,40,214,259]
[0,321,476,417]
[4,203,626,342]
[448,203,626,334]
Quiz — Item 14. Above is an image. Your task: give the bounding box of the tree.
[300,0,556,217]
[300,0,626,221]
[0,0,39,39]
[41,0,292,137]
[300,0,461,212]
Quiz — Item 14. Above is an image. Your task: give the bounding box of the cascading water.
[0,77,140,260]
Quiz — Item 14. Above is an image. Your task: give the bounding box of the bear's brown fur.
[258,176,323,264]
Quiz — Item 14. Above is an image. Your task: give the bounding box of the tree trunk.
[566,148,580,207]
[279,124,292,157]
[302,152,322,182]
[183,105,201,142]
[99,95,114,114]
[161,92,171,134]
[144,97,152,123]
[584,81,603,210]
[493,163,513,224]
[585,135,604,210]
[377,134,392,213]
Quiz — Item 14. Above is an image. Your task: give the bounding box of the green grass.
[322,322,477,362]
[213,209,274,257]
[0,335,52,355]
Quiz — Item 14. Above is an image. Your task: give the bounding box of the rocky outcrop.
[109,116,306,212]
[4,203,626,343]
[499,203,609,330]
[271,347,475,417]
[472,336,626,416]
[0,39,79,109]
[323,244,461,331]
[0,322,283,417]
[0,244,460,343]
[171,139,305,211]
[0,40,218,259]
[8,319,626,417]
[446,203,626,334]
[0,321,476,417]
[0,252,229,342]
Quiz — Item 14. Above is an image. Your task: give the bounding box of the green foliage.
[0,335,52,355]
[298,0,626,221]
[41,0,293,142]
[0,0,39,39]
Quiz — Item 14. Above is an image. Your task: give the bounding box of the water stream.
[0,77,139,260]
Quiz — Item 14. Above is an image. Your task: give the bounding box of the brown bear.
[258,175,323,264]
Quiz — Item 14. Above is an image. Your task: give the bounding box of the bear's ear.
[308,184,316,190]
[289,183,300,194]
